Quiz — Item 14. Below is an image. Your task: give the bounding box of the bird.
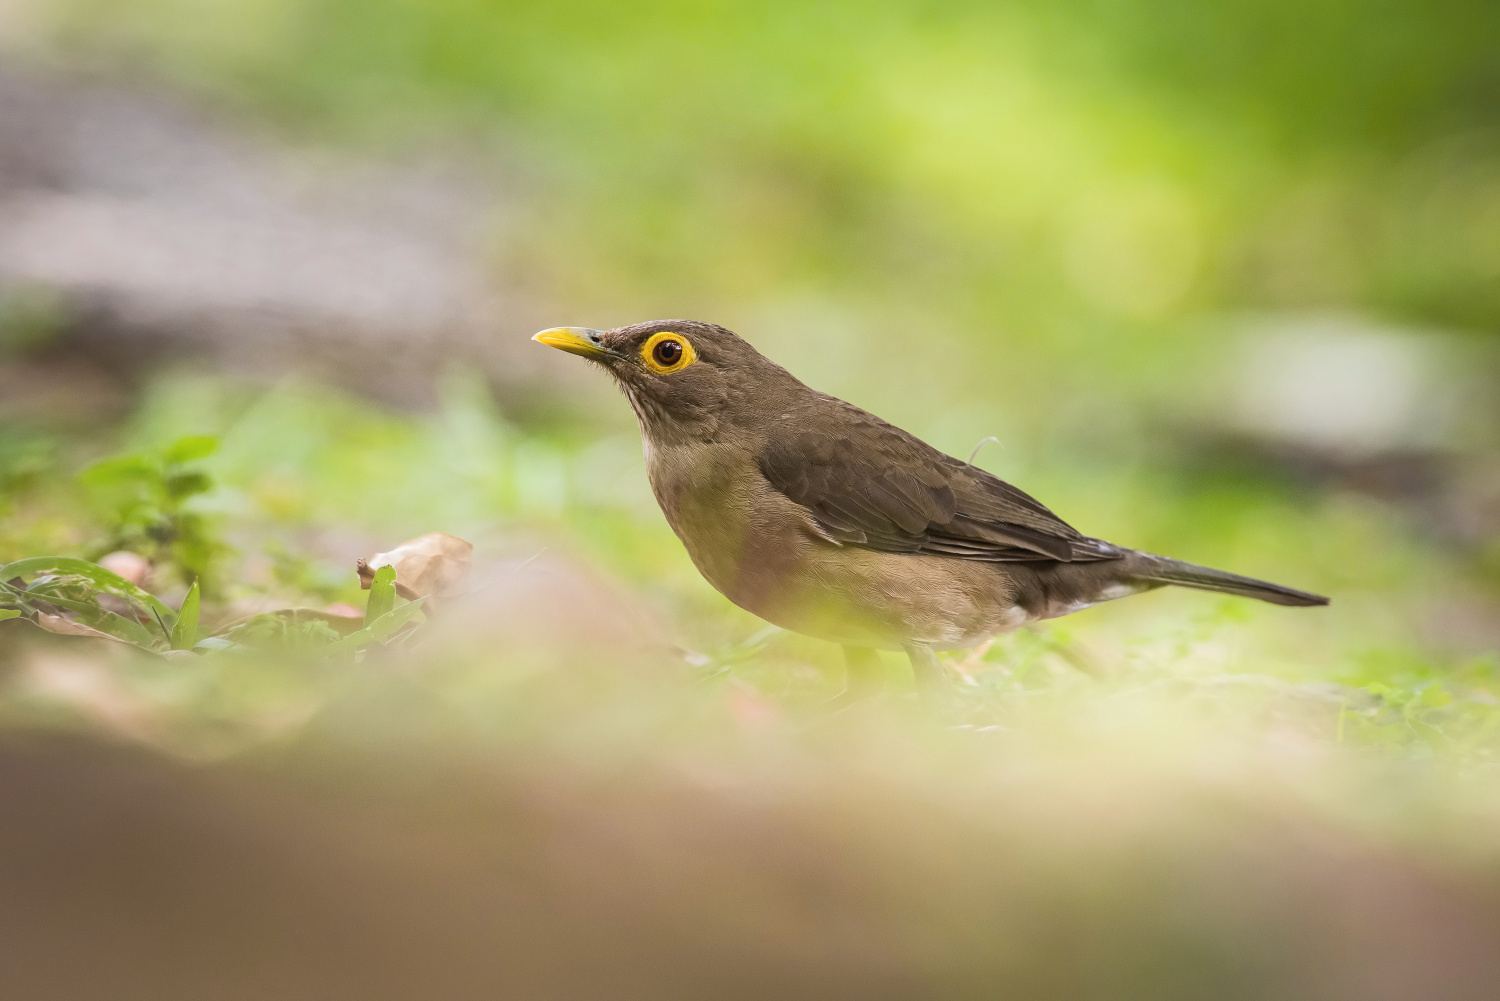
[533,320,1328,697]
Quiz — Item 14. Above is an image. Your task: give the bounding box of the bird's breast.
[644,439,800,602]
[641,438,1024,649]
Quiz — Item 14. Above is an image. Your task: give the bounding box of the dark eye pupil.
[654,340,682,365]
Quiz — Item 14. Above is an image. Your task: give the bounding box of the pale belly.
[667,480,1027,649]
[749,544,1034,651]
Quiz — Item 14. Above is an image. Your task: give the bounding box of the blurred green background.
[3,2,1500,996]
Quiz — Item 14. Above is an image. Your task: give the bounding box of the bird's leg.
[825,645,883,709]
[903,642,952,697]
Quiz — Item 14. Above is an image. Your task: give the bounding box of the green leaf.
[213,607,369,652]
[211,607,362,640]
[365,564,396,625]
[223,614,343,651]
[165,435,219,465]
[0,556,176,633]
[78,455,158,489]
[164,470,212,500]
[21,589,159,647]
[1421,686,1453,708]
[327,597,425,656]
[0,609,20,622]
[171,579,200,651]
[367,597,424,641]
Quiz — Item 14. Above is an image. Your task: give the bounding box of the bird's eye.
[654,339,681,365]
[640,331,697,374]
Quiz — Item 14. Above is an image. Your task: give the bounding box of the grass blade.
[0,556,176,636]
[367,597,425,642]
[19,589,159,647]
[365,564,396,626]
[326,597,426,656]
[171,580,200,651]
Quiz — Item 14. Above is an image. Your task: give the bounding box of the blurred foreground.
[6,610,1500,1001]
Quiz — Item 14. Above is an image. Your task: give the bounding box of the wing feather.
[757,397,1118,564]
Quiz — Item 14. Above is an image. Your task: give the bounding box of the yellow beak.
[532,327,615,361]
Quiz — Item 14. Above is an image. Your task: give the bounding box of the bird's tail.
[1129,553,1329,607]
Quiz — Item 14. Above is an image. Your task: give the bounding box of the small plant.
[0,555,180,648]
[0,553,427,658]
[79,435,228,594]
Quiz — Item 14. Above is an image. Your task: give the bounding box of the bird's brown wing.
[756,397,1120,563]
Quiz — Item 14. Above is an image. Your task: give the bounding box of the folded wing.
[756,397,1120,563]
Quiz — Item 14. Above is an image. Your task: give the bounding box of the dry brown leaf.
[359,533,472,603]
[35,612,128,643]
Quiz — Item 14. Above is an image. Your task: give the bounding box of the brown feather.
[756,393,1119,564]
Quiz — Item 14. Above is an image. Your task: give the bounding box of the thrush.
[534,320,1328,694]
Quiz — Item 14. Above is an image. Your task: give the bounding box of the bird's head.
[532,319,788,442]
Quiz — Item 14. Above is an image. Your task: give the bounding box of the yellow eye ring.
[640,331,697,374]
